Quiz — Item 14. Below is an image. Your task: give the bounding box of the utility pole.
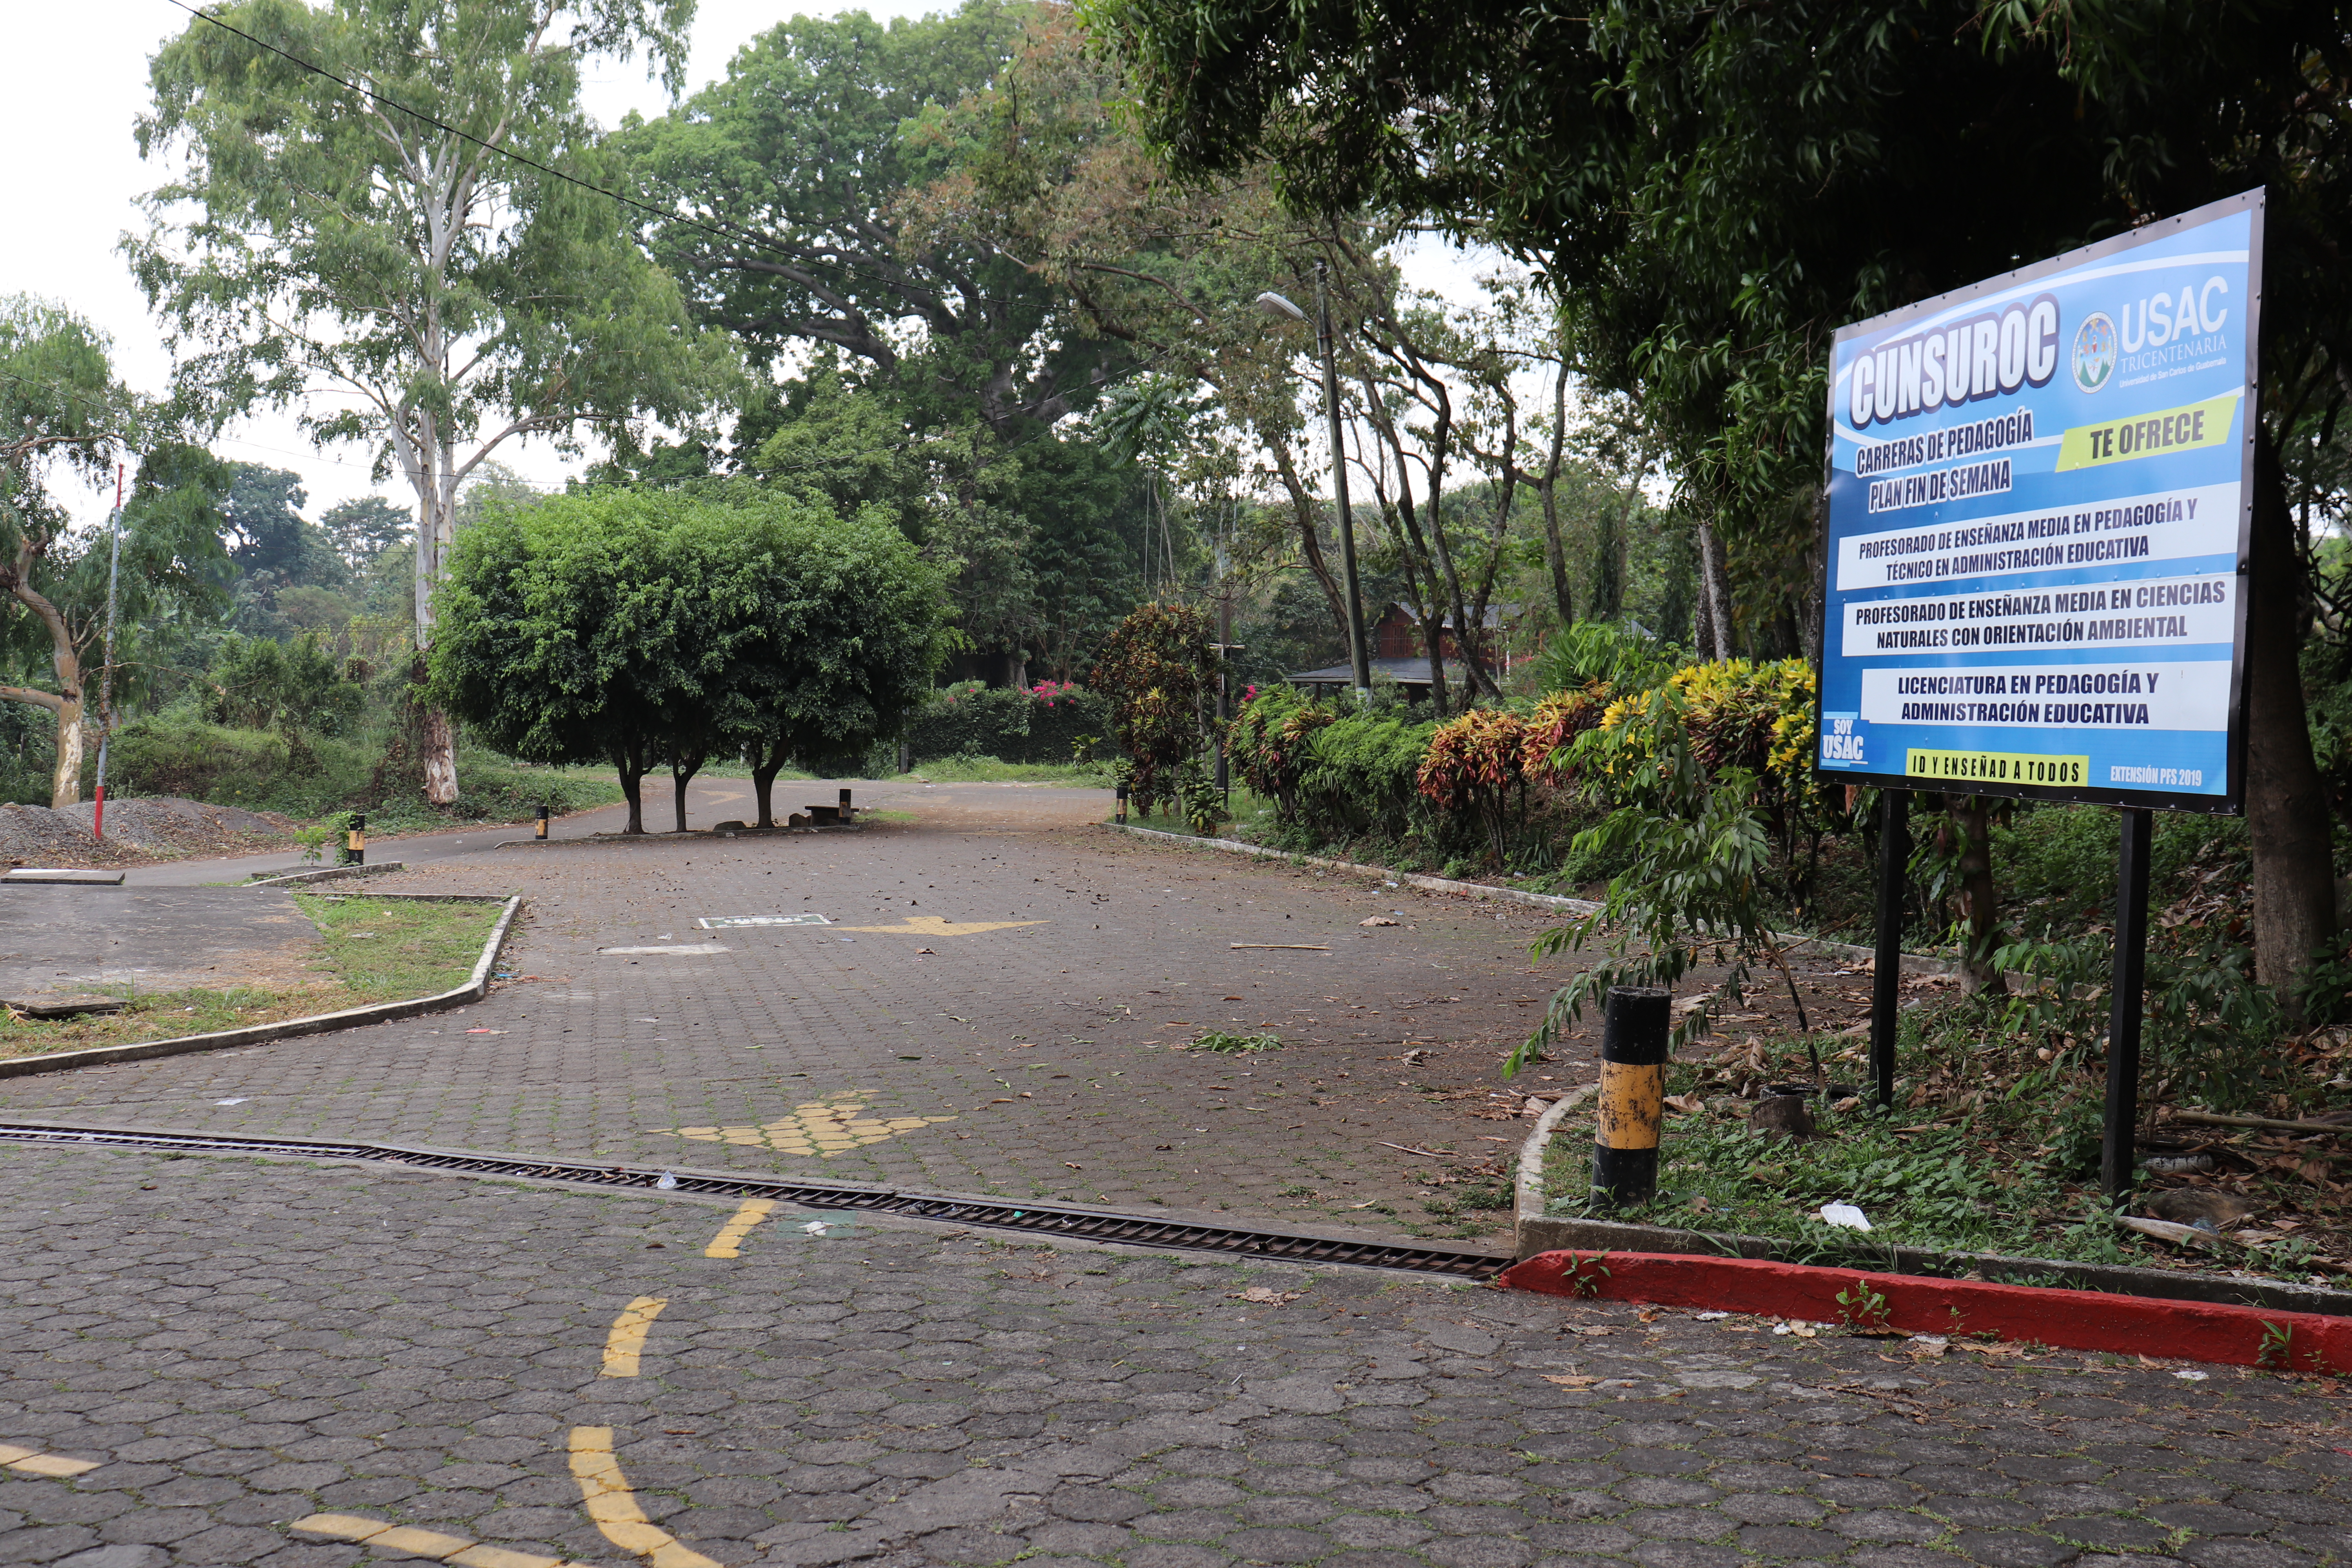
[1214,508,1232,796]
[91,464,125,842]
[1315,261,1373,703]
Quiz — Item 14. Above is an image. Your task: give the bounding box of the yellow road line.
[568,1426,724,1568]
[704,1199,776,1258]
[0,1442,99,1477]
[291,1512,587,1566]
[601,1296,667,1377]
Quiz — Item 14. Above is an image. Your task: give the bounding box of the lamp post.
[1257,267,1372,703]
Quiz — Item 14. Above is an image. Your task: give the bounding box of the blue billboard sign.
[1814,190,2262,812]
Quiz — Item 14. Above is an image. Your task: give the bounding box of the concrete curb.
[1516,1084,1596,1249]
[245,862,407,888]
[1098,822,1951,975]
[0,894,523,1081]
[1513,1090,2352,1318]
[1501,1248,2352,1374]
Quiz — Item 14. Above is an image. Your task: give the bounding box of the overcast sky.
[2,1,1490,534]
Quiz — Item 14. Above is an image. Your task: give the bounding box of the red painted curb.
[1500,1249,2351,1375]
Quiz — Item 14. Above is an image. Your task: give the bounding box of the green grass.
[0,893,504,1060]
[909,757,1116,785]
[1539,1081,2147,1270]
[1189,1030,1282,1054]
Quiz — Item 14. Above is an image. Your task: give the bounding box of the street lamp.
[1257,263,1372,704]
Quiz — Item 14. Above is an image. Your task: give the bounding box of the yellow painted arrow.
[663,1095,956,1156]
[834,915,1045,936]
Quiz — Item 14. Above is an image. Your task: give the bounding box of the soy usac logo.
[1822,716,1866,763]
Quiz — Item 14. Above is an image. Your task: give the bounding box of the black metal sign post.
[1868,789,1909,1109]
[2101,808,2154,1199]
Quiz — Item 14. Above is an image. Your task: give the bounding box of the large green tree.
[1085,0,2352,997]
[0,296,232,806]
[430,487,946,833]
[320,495,412,573]
[131,0,739,807]
[621,0,1121,438]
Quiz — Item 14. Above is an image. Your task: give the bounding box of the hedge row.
[903,683,1115,766]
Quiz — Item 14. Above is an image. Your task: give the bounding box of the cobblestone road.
[4,1143,2343,1568]
[2,782,1621,1243]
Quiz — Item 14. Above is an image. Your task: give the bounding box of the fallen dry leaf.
[1542,1374,1598,1388]
[1360,916,1399,927]
[1234,1287,1302,1305]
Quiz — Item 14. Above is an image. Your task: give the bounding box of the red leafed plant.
[1417,707,1531,864]
[1093,601,1215,817]
[1519,681,1615,777]
[1226,684,1336,819]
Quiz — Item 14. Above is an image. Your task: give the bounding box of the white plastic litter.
[1818,1202,1872,1231]
[803,1221,830,1235]
[2174,1368,2209,1381]
[655,1172,678,1191]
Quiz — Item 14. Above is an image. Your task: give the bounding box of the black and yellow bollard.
[345,812,367,867]
[1115,783,1128,825]
[535,803,550,840]
[839,786,854,822]
[1592,986,1670,1207]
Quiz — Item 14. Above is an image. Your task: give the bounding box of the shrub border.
[0,892,523,1081]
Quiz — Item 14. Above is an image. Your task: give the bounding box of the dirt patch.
[0,797,294,868]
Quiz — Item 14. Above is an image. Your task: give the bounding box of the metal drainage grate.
[0,1121,1510,1278]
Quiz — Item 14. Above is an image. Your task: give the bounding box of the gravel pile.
[0,796,293,866]
[0,803,110,864]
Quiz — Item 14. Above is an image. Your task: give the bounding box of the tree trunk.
[0,574,88,808]
[752,746,784,830]
[51,699,83,809]
[613,736,649,835]
[2246,434,2336,1013]
[420,708,457,805]
[1539,360,1573,631]
[1696,520,1735,661]
[671,750,705,833]
[406,451,461,807]
[1591,503,1622,621]
[1250,408,1350,652]
[1941,795,2008,995]
[1424,608,1451,718]
[1692,559,1720,661]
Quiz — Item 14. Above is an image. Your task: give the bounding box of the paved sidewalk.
[1,783,1615,1244]
[2,1142,2342,1568]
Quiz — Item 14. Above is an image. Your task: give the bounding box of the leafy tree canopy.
[320,495,411,571]
[132,0,741,802]
[620,0,1126,438]
[0,295,230,803]
[429,486,948,831]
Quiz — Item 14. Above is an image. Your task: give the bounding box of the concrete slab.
[0,885,323,1002]
[4,868,125,885]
